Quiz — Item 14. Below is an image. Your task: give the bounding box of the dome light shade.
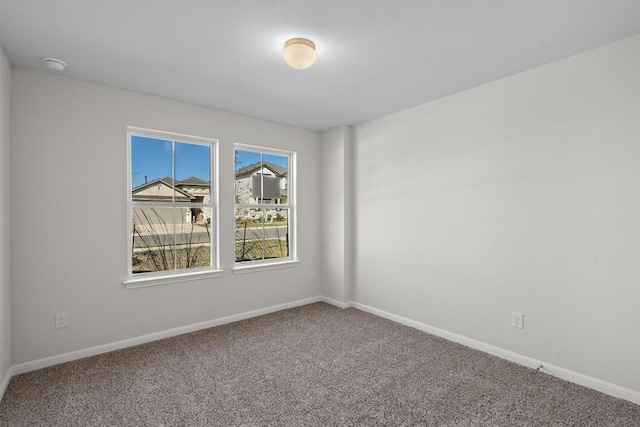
[42,57,67,71]
[283,38,316,69]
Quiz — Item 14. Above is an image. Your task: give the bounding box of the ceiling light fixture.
[42,57,67,71]
[283,38,316,69]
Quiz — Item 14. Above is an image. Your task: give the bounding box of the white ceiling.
[1,1,638,131]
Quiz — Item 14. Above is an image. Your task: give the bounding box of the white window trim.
[233,143,297,273]
[124,269,223,289]
[232,260,300,275]
[125,126,221,287]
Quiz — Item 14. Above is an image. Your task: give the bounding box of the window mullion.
[172,140,176,204]
[172,140,177,270]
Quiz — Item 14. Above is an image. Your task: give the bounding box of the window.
[234,145,296,270]
[125,127,220,288]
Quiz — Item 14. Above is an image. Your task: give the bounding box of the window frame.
[124,126,221,289]
[233,143,298,274]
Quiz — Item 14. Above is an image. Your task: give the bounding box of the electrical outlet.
[310,273,316,283]
[511,312,524,329]
[55,312,68,329]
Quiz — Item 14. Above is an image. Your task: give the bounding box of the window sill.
[232,260,300,275]
[124,269,224,289]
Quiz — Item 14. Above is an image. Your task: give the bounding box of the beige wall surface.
[10,69,321,364]
[350,36,640,391]
[0,45,11,389]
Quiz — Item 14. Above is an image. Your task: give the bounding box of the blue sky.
[131,136,288,188]
[234,149,288,171]
[131,136,210,188]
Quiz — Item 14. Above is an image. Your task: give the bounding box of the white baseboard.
[320,296,353,309]
[10,296,321,377]
[5,296,639,406]
[0,365,12,403]
[352,302,640,405]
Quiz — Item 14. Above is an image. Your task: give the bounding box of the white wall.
[10,69,321,364]
[320,126,354,303]
[0,46,11,389]
[350,36,639,391]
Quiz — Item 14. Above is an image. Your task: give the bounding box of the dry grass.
[132,246,211,273]
[235,238,288,261]
[235,218,287,229]
[132,237,288,273]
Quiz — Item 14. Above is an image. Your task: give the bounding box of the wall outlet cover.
[55,312,68,329]
[511,312,524,329]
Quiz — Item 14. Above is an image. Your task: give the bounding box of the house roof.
[131,178,194,200]
[176,176,209,186]
[148,176,210,187]
[235,162,287,179]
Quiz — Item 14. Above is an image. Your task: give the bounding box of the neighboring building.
[234,161,288,219]
[131,162,288,223]
[132,177,211,223]
[132,178,194,203]
[235,161,288,204]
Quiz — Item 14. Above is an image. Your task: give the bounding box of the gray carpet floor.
[0,302,638,426]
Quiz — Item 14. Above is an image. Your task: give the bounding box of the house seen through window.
[235,145,294,264]
[128,128,218,279]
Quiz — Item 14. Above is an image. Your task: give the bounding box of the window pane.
[131,136,172,193]
[261,154,287,205]
[175,141,211,203]
[235,208,289,262]
[269,208,289,259]
[234,149,261,171]
[263,153,288,172]
[235,175,252,205]
[234,149,260,204]
[235,208,263,262]
[234,150,288,205]
[175,207,212,270]
[132,207,175,273]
